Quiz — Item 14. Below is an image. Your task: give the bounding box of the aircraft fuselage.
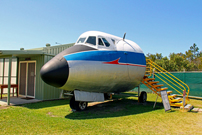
[40,31,146,93]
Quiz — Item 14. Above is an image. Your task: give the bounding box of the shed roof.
[0,43,74,58]
[0,50,46,58]
[27,43,74,51]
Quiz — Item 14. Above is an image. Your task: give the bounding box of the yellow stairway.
[141,59,190,107]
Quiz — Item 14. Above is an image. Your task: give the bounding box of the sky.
[0,0,202,57]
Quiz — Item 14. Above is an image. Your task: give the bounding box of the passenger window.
[86,36,96,45]
[102,38,110,47]
[77,37,86,43]
[98,38,104,46]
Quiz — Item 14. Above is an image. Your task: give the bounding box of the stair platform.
[180,104,194,111]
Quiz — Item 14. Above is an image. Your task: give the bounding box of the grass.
[0,92,202,135]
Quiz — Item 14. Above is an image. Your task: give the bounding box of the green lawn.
[0,92,202,135]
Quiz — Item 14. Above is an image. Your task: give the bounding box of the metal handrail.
[146,59,190,97]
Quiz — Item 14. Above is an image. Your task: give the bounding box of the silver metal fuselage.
[60,60,146,93]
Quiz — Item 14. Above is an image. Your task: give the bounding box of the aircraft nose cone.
[40,57,69,88]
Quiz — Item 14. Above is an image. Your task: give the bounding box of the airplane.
[40,31,147,111]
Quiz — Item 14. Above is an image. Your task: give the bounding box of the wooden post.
[7,57,12,105]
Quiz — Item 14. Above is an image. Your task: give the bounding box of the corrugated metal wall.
[42,43,74,55]
[18,43,74,100]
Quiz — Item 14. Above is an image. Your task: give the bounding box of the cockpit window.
[86,36,96,45]
[98,38,104,46]
[77,37,86,43]
[102,38,110,47]
[111,39,115,44]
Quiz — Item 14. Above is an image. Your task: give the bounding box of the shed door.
[19,61,36,98]
[19,63,26,95]
[27,63,35,97]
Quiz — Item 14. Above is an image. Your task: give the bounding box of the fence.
[133,72,202,98]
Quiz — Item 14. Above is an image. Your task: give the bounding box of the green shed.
[0,43,74,100]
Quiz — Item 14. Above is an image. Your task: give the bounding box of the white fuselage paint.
[60,31,146,93]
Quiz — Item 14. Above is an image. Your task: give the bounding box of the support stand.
[153,94,159,109]
[138,85,140,102]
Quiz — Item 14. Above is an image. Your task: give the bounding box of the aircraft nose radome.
[40,57,69,88]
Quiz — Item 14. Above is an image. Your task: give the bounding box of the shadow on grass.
[17,99,70,109]
[18,93,172,119]
[65,96,165,120]
[18,93,138,109]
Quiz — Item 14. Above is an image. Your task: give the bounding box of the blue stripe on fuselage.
[63,50,146,65]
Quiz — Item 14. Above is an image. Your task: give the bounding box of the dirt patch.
[88,100,114,107]
[0,106,9,110]
[192,108,202,113]
[46,112,61,117]
[82,99,134,114]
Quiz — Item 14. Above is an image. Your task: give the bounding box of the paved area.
[0,96,41,106]
[192,108,202,113]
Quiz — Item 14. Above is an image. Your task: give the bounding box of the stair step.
[152,84,164,88]
[170,97,182,103]
[170,101,185,107]
[168,94,177,98]
[148,81,159,85]
[156,87,168,91]
[144,78,155,82]
[167,91,173,95]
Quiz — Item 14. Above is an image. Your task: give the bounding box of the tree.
[156,53,163,60]
[169,53,176,61]
[190,43,199,59]
[146,44,202,71]
[146,53,156,61]
[185,50,193,62]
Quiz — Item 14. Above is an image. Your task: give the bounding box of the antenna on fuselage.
[123,33,126,41]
